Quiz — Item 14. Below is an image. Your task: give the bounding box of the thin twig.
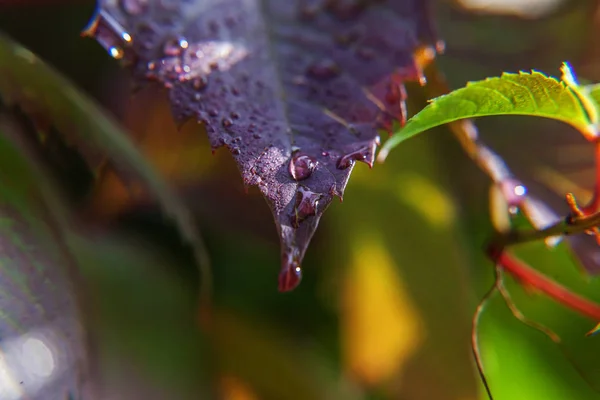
[496,267,600,394]
[471,265,500,400]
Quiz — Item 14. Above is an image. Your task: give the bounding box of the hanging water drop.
[279,248,302,292]
[289,152,317,181]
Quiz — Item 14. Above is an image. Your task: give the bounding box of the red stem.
[496,251,600,321]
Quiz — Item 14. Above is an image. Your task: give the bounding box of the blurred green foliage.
[0,1,600,399]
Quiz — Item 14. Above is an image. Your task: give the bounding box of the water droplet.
[109,46,124,59]
[500,179,527,207]
[194,93,202,101]
[193,76,208,90]
[208,109,219,117]
[121,0,148,15]
[222,118,233,128]
[230,111,240,119]
[289,152,317,181]
[231,147,241,155]
[321,151,329,157]
[253,133,262,139]
[121,32,132,43]
[291,186,321,227]
[306,59,340,80]
[336,146,370,169]
[231,86,240,96]
[232,136,242,144]
[279,249,302,292]
[374,135,381,146]
[163,36,189,56]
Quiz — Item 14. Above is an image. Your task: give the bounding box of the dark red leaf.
[86,0,438,291]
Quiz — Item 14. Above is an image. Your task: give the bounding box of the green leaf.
[380,71,598,159]
[585,83,600,110]
[0,32,210,295]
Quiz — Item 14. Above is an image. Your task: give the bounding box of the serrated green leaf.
[586,83,600,109]
[380,71,598,159]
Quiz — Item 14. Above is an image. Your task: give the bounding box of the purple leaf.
[86,0,438,291]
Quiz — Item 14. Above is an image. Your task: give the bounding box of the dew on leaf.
[222,118,233,128]
[289,152,317,181]
[231,147,241,155]
[499,179,527,207]
[336,146,371,169]
[230,111,240,119]
[192,76,207,90]
[291,186,321,227]
[208,109,219,117]
[163,36,189,56]
[107,46,123,59]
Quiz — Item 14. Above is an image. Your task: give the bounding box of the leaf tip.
[560,61,579,88]
[586,322,600,337]
[376,147,390,163]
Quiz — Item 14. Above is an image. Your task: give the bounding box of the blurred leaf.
[219,375,258,400]
[0,114,93,399]
[90,86,217,218]
[212,310,347,400]
[0,32,207,280]
[381,70,598,157]
[67,233,209,400]
[89,0,439,291]
[341,234,423,386]
[331,134,478,399]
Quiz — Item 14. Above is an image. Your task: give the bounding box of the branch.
[489,249,600,321]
